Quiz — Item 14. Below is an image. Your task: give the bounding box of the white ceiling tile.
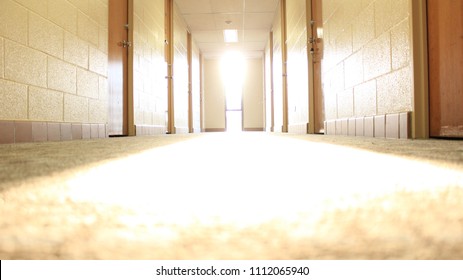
[210,0,244,13]
[244,13,275,29]
[197,42,238,52]
[174,0,280,55]
[213,13,243,29]
[174,0,213,14]
[245,0,279,13]
[182,14,216,31]
[192,30,222,43]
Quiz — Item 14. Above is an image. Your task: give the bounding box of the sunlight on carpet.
[64,133,463,227]
[1,133,463,259]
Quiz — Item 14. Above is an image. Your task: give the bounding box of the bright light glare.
[221,52,246,131]
[223,29,238,43]
[221,51,245,85]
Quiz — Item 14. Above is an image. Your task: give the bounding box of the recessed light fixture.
[223,29,238,43]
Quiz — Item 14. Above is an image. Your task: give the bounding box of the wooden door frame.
[165,0,175,134]
[410,0,430,139]
[307,0,315,134]
[127,0,135,136]
[281,0,289,133]
[306,0,324,134]
[108,0,135,136]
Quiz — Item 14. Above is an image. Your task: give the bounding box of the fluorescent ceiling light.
[223,29,238,43]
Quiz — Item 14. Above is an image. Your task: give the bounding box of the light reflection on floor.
[66,133,463,225]
[2,133,463,259]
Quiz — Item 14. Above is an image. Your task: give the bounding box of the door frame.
[165,0,175,134]
[281,0,289,133]
[127,0,135,136]
[307,0,324,134]
[108,0,135,136]
[410,0,430,139]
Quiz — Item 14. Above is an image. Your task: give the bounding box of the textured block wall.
[133,0,167,128]
[264,37,272,132]
[191,43,201,132]
[322,0,412,121]
[203,58,226,130]
[242,58,265,130]
[272,2,283,133]
[173,2,189,133]
[0,0,109,124]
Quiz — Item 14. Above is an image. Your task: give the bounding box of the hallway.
[1,133,462,259]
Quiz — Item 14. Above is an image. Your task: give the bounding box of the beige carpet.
[1,132,462,259]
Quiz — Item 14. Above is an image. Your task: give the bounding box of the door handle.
[119,40,132,48]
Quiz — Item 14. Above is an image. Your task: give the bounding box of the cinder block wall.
[243,58,265,131]
[271,2,284,133]
[322,0,413,138]
[203,58,226,131]
[0,0,109,124]
[191,43,201,133]
[172,2,189,134]
[133,0,167,134]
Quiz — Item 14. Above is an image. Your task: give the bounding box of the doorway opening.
[221,52,246,132]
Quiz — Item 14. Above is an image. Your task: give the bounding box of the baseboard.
[288,123,309,134]
[243,127,265,132]
[204,128,226,132]
[0,120,107,144]
[135,125,166,136]
[324,112,411,139]
[175,126,190,134]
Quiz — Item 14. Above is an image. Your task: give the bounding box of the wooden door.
[309,0,324,133]
[108,0,129,136]
[165,0,175,134]
[428,0,463,138]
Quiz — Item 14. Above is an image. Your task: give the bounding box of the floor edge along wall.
[324,112,411,139]
[0,121,108,144]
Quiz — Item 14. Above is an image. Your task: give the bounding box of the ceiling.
[174,0,279,58]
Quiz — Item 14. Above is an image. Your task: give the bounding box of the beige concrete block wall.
[191,43,201,132]
[264,38,272,132]
[133,0,167,128]
[322,0,413,121]
[243,58,265,130]
[272,2,284,132]
[173,2,189,133]
[203,58,225,130]
[0,38,4,79]
[0,0,108,124]
[286,0,309,130]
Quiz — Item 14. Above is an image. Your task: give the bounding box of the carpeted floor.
[0,132,462,259]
